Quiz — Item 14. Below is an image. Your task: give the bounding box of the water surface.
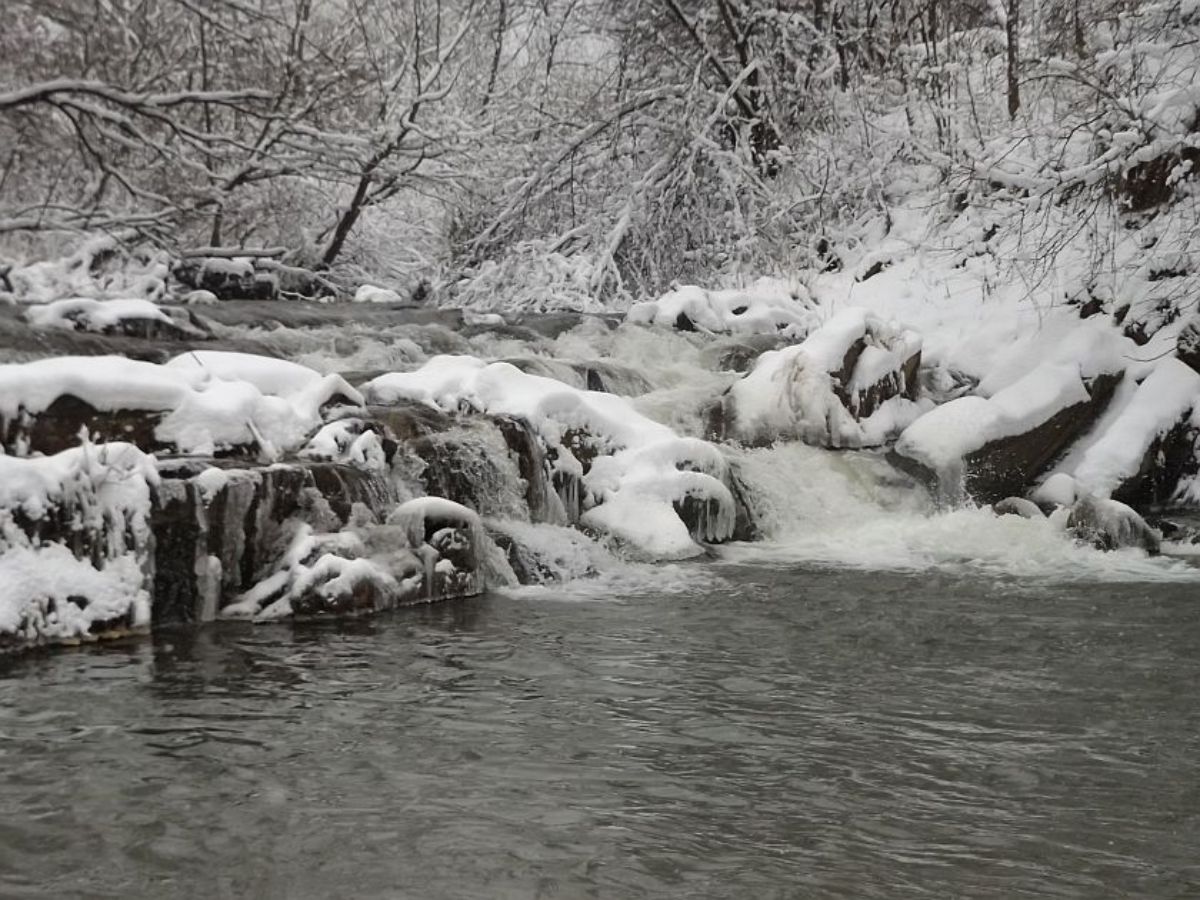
[3,565,1199,899]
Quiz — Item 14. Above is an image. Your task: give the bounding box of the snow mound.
[364,356,736,559]
[722,308,924,447]
[626,277,817,337]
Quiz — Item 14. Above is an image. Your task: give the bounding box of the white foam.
[723,442,1200,583]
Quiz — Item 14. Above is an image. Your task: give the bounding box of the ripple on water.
[2,570,1199,899]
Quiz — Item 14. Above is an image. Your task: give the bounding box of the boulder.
[992,497,1045,519]
[1067,495,1161,554]
[713,309,923,447]
[172,257,278,301]
[892,371,1122,505]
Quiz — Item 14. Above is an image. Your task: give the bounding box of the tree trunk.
[1007,0,1020,118]
[481,0,507,111]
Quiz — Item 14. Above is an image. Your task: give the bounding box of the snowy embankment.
[625,195,1200,552]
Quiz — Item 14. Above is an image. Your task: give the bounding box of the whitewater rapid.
[228,313,1200,590]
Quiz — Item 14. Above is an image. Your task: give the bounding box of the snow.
[1032,472,1079,508]
[25,297,171,332]
[301,420,387,470]
[0,441,157,649]
[1071,359,1200,497]
[896,362,1091,471]
[388,496,481,546]
[626,277,817,337]
[0,354,362,455]
[724,309,922,447]
[364,357,736,558]
[0,546,151,649]
[0,441,158,522]
[221,524,400,621]
[354,284,405,304]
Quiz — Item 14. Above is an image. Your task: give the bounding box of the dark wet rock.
[489,529,559,585]
[726,463,761,542]
[579,360,652,396]
[674,312,697,332]
[2,394,167,456]
[1067,495,1161,554]
[674,493,732,544]
[494,415,570,525]
[993,497,1045,519]
[365,401,454,445]
[843,347,921,420]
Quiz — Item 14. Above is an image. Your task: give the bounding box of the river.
[3,561,1199,899]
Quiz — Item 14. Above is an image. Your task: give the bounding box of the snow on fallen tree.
[362,356,737,559]
[0,354,362,457]
[711,308,924,448]
[626,277,817,337]
[24,297,210,340]
[0,442,158,652]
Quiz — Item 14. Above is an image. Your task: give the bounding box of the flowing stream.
[4,310,1200,897]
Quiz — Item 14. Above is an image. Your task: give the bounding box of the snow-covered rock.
[25,297,211,341]
[221,525,406,621]
[1069,359,1200,507]
[626,278,817,337]
[172,256,278,301]
[711,308,923,448]
[0,442,157,653]
[363,356,737,559]
[1067,496,1162,554]
[152,458,397,625]
[0,354,362,457]
[992,496,1044,519]
[892,363,1122,503]
[354,284,405,304]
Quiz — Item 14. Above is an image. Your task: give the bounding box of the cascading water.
[722,441,1198,582]
[204,309,1200,589]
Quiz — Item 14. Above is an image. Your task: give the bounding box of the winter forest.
[4,2,1200,896]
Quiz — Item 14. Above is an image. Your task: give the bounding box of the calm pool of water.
[3,565,1199,899]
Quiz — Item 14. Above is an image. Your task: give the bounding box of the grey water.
[2,565,1199,900]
